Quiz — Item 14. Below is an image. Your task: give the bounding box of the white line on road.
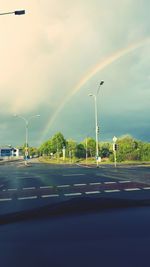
[40,186,53,189]
[143,187,150,190]
[104,190,120,193]
[63,174,85,176]
[0,198,12,202]
[118,181,131,183]
[85,191,100,195]
[57,185,70,188]
[18,196,38,200]
[64,193,82,196]
[89,182,101,185]
[23,187,36,190]
[73,183,87,186]
[104,182,117,184]
[124,188,141,191]
[41,194,59,198]
[8,188,17,191]
[76,163,92,168]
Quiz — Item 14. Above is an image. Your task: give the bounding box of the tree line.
[37,132,150,162]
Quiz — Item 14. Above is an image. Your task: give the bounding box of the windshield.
[0,1,150,219]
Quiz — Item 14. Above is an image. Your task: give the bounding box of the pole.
[0,10,25,16]
[25,120,28,165]
[94,95,99,167]
[88,80,104,168]
[114,149,117,168]
[14,114,40,166]
[113,136,117,168]
[86,137,88,165]
[0,12,14,16]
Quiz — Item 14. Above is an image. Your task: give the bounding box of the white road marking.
[18,196,37,200]
[40,186,53,189]
[23,187,36,190]
[64,193,82,196]
[89,182,101,185]
[118,181,131,183]
[85,191,100,195]
[0,198,12,202]
[104,190,120,193]
[124,188,141,191]
[41,194,59,198]
[8,188,17,191]
[63,174,85,176]
[143,187,150,190]
[57,185,70,188]
[75,163,92,169]
[73,183,86,186]
[104,182,116,184]
[2,189,6,191]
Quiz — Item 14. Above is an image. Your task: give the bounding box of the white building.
[0,147,23,158]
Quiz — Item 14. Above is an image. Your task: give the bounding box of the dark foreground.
[0,161,150,267]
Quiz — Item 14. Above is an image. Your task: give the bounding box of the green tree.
[75,143,86,158]
[29,147,38,157]
[139,142,150,161]
[66,139,77,158]
[83,137,96,157]
[100,142,111,158]
[51,132,66,155]
[39,140,52,156]
[115,135,141,162]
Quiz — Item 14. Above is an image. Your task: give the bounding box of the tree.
[51,132,66,155]
[39,140,52,156]
[66,139,77,158]
[29,147,38,157]
[75,144,86,158]
[83,137,96,157]
[115,135,141,162]
[100,142,111,158]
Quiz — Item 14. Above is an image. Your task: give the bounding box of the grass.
[38,156,78,164]
[39,156,150,166]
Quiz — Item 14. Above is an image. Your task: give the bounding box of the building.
[0,147,23,158]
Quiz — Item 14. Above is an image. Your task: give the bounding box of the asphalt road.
[0,159,150,215]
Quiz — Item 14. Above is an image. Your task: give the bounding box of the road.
[0,159,150,215]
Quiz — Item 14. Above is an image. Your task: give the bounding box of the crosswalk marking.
[124,188,141,191]
[64,193,82,196]
[41,194,59,198]
[89,182,101,185]
[85,191,100,195]
[105,189,120,193]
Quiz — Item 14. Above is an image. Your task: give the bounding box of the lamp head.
[100,80,104,85]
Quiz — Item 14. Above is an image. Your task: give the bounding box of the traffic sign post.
[113,136,117,168]
[24,147,29,165]
[62,147,66,161]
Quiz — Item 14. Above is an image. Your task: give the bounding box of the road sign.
[113,136,117,143]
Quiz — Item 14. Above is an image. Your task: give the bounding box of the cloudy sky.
[0,0,150,147]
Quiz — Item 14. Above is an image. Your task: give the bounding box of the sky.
[0,0,150,147]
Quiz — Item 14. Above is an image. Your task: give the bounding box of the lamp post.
[0,10,25,16]
[88,80,104,167]
[14,114,40,165]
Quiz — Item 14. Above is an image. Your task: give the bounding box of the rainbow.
[40,37,150,142]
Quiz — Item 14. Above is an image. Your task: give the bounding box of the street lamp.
[14,114,40,165]
[88,80,104,167]
[0,10,25,16]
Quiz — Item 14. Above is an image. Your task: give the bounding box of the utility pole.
[88,80,104,167]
